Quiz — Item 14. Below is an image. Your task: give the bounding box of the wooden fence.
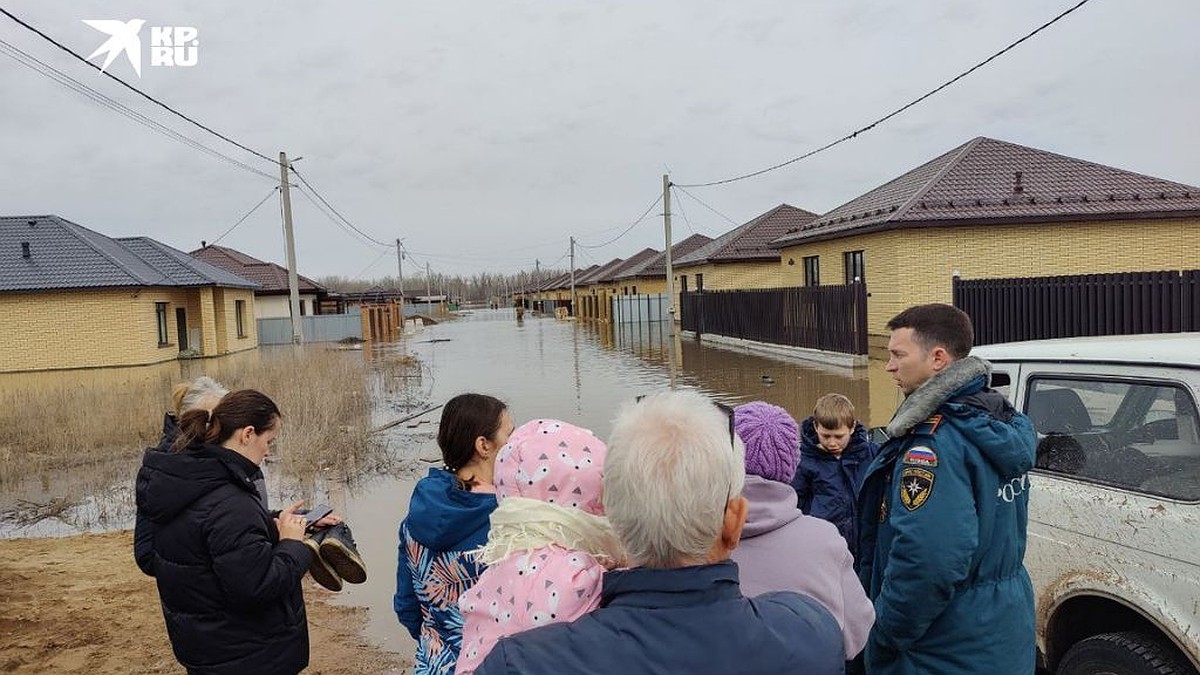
[954,270,1200,345]
[680,284,868,355]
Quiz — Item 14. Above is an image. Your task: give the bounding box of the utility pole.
[425,262,432,314]
[569,237,577,317]
[534,258,540,311]
[396,238,404,305]
[663,174,677,388]
[279,152,303,345]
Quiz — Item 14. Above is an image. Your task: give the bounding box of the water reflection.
[608,319,900,427]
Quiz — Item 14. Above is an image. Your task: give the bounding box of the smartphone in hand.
[303,504,334,528]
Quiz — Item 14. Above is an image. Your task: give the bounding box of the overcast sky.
[2,0,1197,279]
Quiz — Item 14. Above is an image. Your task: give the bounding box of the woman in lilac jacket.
[729,401,875,660]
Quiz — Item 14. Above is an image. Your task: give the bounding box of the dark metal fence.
[680,284,868,355]
[954,270,1200,345]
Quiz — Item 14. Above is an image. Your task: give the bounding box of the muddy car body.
[973,334,1200,674]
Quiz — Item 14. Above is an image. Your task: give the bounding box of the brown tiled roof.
[576,258,625,286]
[541,265,598,291]
[594,248,659,283]
[772,137,1200,247]
[676,205,816,267]
[616,234,714,279]
[536,272,571,291]
[190,244,325,295]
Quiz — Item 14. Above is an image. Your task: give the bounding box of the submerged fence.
[257,310,362,345]
[680,284,868,355]
[954,270,1200,345]
[612,293,669,324]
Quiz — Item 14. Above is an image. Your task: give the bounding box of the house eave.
[773,209,1200,249]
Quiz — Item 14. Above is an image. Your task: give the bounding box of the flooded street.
[326,309,900,655]
[1,309,900,659]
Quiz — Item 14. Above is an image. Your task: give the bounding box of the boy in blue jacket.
[792,393,878,558]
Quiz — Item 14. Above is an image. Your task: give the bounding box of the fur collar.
[886,356,990,438]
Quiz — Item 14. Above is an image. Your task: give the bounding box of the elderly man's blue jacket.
[856,357,1037,675]
[474,560,845,675]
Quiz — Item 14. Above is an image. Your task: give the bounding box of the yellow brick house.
[0,215,260,373]
[673,204,818,309]
[770,136,1200,357]
[612,233,712,297]
[575,258,625,321]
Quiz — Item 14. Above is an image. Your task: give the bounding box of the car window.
[1026,377,1200,501]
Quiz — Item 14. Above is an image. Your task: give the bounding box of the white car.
[974,333,1200,675]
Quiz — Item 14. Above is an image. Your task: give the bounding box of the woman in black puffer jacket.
[135,389,313,675]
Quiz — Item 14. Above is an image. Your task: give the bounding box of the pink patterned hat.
[493,419,608,515]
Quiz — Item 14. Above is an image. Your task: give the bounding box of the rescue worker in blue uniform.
[857,304,1037,675]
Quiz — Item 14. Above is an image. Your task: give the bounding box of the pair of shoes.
[304,522,368,591]
[303,537,342,592]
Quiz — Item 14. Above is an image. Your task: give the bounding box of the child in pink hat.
[455,419,624,675]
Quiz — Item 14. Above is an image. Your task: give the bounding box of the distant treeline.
[316,269,566,301]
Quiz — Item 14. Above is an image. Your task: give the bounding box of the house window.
[632,285,637,295]
[299,300,307,316]
[803,256,820,287]
[695,273,704,292]
[235,300,246,338]
[844,250,865,284]
[679,276,688,293]
[155,302,169,346]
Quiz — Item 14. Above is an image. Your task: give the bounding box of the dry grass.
[0,347,407,490]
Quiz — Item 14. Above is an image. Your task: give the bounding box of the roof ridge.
[59,218,168,286]
[892,137,982,221]
[982,136,1200,192]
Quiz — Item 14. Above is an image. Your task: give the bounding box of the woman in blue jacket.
[394,393,512,675]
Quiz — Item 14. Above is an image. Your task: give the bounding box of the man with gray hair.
[474,389,844,675]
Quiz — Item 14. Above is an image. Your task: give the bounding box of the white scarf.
[474,496,626,568]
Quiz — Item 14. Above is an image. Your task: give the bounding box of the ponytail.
[173,389,281,452]
[173,408,211,451]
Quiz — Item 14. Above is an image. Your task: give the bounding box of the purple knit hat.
[733,401,800,484]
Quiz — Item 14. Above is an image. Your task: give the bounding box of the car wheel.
[1057,631,1196,675]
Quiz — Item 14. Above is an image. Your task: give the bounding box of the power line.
[670,186,697,236]
[208,187,280,246]
[293,184,392,251]
[672,185,740,227]
[354,248,393,278]
[289,167,396,248]
[0,6,277,167]
[0,37,277,181]
[577,194,663,249]
[677,0,1097,188]
[576,246,602,267]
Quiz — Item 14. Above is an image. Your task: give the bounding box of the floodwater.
[329,309,900,655]
[0,308,901,657]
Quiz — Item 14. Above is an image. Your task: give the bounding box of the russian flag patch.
[902,446,938,467]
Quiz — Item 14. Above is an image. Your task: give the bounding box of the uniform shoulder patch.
[914,414,943,436]
[902,445,938,467]
[899,467,935,511]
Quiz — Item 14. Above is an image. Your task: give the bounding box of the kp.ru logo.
[83,19,199,77]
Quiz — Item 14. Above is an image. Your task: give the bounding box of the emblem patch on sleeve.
[902,446,938,468]
[899,467,935,511]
